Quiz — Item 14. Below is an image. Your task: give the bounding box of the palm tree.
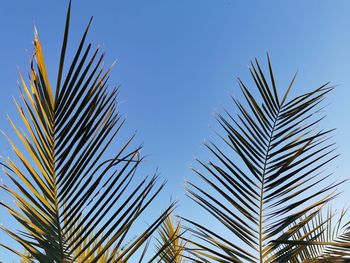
[0,1,174,262]
[185,55,348,262]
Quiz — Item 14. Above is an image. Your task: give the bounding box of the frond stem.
[259,109,280,263]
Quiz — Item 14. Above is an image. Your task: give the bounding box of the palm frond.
[186,55,342,262]
[153,213,187,263]
[273,206,350,262]
[0,2,174,262]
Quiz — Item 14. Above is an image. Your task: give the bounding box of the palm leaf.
[153,213,187,263]
[273,207,350,262]
[0,1,174,262]
[186,55,342,262]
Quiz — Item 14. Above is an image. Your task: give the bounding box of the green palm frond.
[0,2,174,262]
[186,55,343,262]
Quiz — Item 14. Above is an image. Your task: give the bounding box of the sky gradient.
[0,0,350,261]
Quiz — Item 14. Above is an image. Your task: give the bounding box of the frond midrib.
[258,105,281,263]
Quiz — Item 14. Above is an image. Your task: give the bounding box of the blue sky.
[0,0,350,261]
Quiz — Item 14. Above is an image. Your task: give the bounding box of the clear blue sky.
[0,0,350,261]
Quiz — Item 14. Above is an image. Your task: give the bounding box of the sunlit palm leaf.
[153,213,187,263]
[17,218,124,262]
[0,2,174,262]
[186,55,342,262]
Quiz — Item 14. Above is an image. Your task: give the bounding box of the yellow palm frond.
[155,213,187,263]
[0,1,174,262]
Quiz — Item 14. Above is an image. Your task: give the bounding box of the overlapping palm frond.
[63,215,124,262]
[154,213,187,263]
[273,207,350,262]
[0,1,174,262]
[186,55,344,262]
